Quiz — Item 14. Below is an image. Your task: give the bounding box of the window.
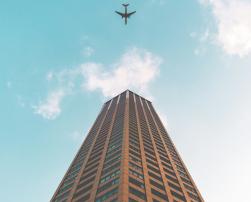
[165,174,179,184]
[102,162,120,176]
[178,170,189,178]
[129,186,146,200]
[129,169,144,180]
[129,155,142,165]
[129,177,145,189]
[109,134,123,144]
[148,171,162,182]
[129,145,141,154]
[100,170,120,184]
[176,165,186,173]
[168,182,182,192]
[129,139,140,148]
[75,193,90,202]
[129,150,141,159]
[146,158,158,168]
[64,170,79,182]
[151,188,168,201]
[81,169,97,180]
[129,198,137,202]
[54,190,70,202]
[95,187,118,202]
[171,190,186,202]
[159,156,171,164]
[70,163,83,173]
[181,177,192,186]
[84,162,99,174]
[188,192,201,201]
[62,177,75,188]
[144,148,155,156]
[143,141,153,149]
[129,162,142,172]
[97,178,119,193]
[103,156,121,168]
[184,184,196,193]
[77,176,95,190]
[145,153,156,161]
[147,164,160,174]
[58,182,74,194]
[74,184,93,199]
[163,167,176,177]
[105,150,121,162]
[107,144,121,153]
[150,179,165,191]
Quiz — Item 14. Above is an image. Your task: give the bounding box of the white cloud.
[81,48,162,97]
[70,130,83,141]
[190,29,211,55]
[200,29,210,42]
[16,95,26,108]
[190,32,198,39]
[46,71,54,81]
[194,47,203,56]
[200,0,251,57]
[81,35,89,42]
[82,46,94,57]
[33,89,65,120]
[6,81,12,89]
[34,47,162,119]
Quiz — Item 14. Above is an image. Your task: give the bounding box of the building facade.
[51,90,204,202]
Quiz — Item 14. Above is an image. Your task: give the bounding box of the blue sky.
[1,0,251,201]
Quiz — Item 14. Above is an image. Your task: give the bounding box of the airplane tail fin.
[122,4,129,7]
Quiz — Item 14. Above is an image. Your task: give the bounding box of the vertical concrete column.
[118,90,130,202]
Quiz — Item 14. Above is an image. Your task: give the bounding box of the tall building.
[51,90,204,202]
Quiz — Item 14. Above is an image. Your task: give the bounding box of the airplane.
[115,4,136,25]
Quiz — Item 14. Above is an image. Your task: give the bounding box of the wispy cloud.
[81,48,161,97]
[33,89,65,120]
[16,95,26,108]
[200,0,251,57]
[82,46,95,57]
[148,0,168,5]
[190,29,213,55]
[46,71,54,81]
[33,47,162,119]
[70,130,83,141]
[6,81,12,89]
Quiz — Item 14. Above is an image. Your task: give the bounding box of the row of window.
[135,96,171,202]
[94,94,126,202]
[53,103,109,201]
[100,169,120,184]
[72,97,119,201]
[128,94,147,199]
[131,95,203,202]
[143,101,191,202]
[95,187,118,202]
[129,95,199,202]
[148,103,202,201]
[97,178,119,194]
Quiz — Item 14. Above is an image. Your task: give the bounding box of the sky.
[1,0,251,201]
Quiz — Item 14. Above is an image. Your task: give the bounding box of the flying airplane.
[115,4,136,25]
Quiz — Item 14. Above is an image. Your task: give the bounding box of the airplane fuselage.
[124,6,128,24]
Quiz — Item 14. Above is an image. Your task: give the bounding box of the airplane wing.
[127,11,136,18]
[115,11,125,17]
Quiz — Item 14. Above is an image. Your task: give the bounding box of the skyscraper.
[51,90,204,202]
